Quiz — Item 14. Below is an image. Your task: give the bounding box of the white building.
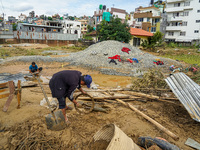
[18,13,27,22]
[62,20,81,38]
[165,0,200,45]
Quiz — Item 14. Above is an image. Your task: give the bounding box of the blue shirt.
[29,64,38,71]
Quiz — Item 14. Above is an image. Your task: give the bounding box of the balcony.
[183,6,193,10]
[166,26,183,31]
[167,0,186,3]
[168,16,184,21]
[165,7,184,12]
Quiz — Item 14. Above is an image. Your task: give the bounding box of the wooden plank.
[77,95,130,100]
[17,80,21,109]
[0,88,9,93]
[0,93,10,99]
[3,81,15,112]
[0,82,8,88]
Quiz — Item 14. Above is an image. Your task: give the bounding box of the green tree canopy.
[97,17,131,43]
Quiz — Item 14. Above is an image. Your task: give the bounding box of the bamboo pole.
[115,99,179,141]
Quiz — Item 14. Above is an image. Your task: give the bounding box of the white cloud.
[12,3,34,12]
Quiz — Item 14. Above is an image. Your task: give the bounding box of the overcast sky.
[1,0,150,19]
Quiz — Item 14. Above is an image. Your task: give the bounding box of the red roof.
[130,28,153,37]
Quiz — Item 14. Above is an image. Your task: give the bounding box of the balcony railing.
[168,16,184,21]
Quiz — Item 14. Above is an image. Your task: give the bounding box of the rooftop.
[130,28,153,36]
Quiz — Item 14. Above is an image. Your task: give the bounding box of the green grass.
[162,54,200,66]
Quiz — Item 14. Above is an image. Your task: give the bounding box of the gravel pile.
[0,40,181,76]
[66,40,181,76]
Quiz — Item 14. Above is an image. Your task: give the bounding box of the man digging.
[49,70,92,124]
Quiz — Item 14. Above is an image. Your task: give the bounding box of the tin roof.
[130,28,153,37]
[165,72,200,122]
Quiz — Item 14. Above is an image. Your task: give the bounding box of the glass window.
[174,3,180,7]
[184,2,190,6]
[147,18,150,22]
[197,10,200,13]
[138,18,143,22]
[196,20,200,23]
[182,22,187,26]
[168,32,174,36]
[180,32,186,36]
[183,12,189,16]
[194,30,199,33]
[151,27,156,32]
[155,18,160,23]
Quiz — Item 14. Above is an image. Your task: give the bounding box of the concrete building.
[94,7,127,27]
[8,16,17,23]
[18,13,27,22]
[129,27,153,46]
[133,6,162,33]
[17,23,63,33]
[61,20,81,38]
[165,0,200,45]
[78,19,88,34]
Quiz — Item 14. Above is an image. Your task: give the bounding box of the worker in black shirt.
[49,70,92,123]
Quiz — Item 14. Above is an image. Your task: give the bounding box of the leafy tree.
[97,17,131,43]
[12,23,17,31]
[48,16,52,20]
[141,31,164,51]
[87,25,94,33]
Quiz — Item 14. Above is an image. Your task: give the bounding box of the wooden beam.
[17,80,21,109]
[115,99,179,141]
[0,82,8,88]
[3,81,15,112]
[0,88,9,93]
[0,93,10,99]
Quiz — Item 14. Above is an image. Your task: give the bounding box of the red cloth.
[108,55,121,61]
[121,47,131,54]
[127,59,133,63]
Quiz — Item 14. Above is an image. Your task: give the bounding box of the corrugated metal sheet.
[165,72,200,122]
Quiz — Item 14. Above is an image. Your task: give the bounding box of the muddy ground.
[0,62,199,150]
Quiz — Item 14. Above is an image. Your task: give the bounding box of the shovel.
[34,73,66,131]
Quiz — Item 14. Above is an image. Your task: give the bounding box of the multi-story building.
[133,6,162,33]
[61,20,81,38]
[94,7,126,27]
[165,0,200,45]
[18,13,27,22]
[78,19,88,34]
[8,16,17,23]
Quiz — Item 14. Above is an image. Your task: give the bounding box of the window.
[194,30,199,33]
[184,2,190,6]
[183,11,189,16]
[198,10,200,13]
[172,22,178,26]
[67,24,69,27]
[182,22,187,26]
[173,12,179,17]
[168,32,174,36]
[151,27,156,32]
[29,27,31,30]
[58,29,60,32]
[138,18,143,22]
[155,18,160,23]
[196,20,200,23]
[77,25,80,27]
[147,18,150,22]
[180,32,186,36]
[174,3,180,7]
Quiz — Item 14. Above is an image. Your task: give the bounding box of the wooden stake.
[115,99,179,141]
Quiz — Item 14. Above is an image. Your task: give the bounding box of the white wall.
[62,20,81,38]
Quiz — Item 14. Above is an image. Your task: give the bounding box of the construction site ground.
[0,62,199,150]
